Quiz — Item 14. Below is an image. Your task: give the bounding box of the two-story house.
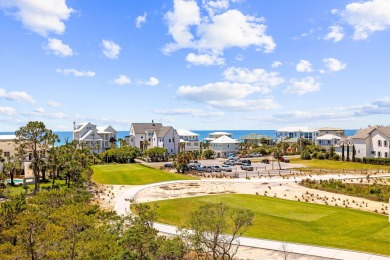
[177,129,200,152]
[73,122,117,153]
[351,125,390,159]
[210,135,239,158]
[203,131,232,143]
[127,123,179,154]
[276,127,318,143]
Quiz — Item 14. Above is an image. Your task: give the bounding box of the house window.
[141,136,143,139]
[378,140,382,146]
[187,143,191,146]
[4,152,10,157]
[378,151,381,158]
[385,140,388,147]
[385,152,388,158]
[371,151,376,155]
[171,149,173,153]
[169,139,171,143]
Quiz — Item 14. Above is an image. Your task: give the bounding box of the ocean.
[1,129,358,147]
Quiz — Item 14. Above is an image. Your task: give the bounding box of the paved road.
[114,176,390,260]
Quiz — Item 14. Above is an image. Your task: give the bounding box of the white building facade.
[352,126,390,159]
[210,135,239,158]
[315,134,342,148]
[177,129,200,152]
[73,122,117,153]
[276,127,318,143]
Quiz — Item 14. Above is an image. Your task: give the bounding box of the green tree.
[109,136,117,148]
[273,148,283,170]
[14,121,59,192]
[341,144,345,161]
[352,144,356,162]
[175,152,192,174]
[145,147,168,162]
[203,149,215,159]
[346,144,350,161]
[184,202,254,260]
[3,155,22,186]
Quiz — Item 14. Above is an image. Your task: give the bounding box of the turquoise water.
[1,129,357,147]
[7,179,23,184]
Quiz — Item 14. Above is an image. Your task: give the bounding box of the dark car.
[261,159,270,164]
[241,159,252,165]
[279,157,290,163]
[164,163,173,168]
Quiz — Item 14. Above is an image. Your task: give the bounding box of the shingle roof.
[352,126,390,139]
[317,127,344,131]
[238,133,272,140]
[131,123,163,134]
[157,126,172,138]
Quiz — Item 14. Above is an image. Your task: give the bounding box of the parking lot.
[188,157,302,178]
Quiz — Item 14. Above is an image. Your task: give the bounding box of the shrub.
[332,154,340,161]
[300,150,311,160]
[317,152,325,160]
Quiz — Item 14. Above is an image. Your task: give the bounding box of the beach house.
[317,127,345,137]
[350,125,390,159]
[210,135,239,158]
[315,134,342,148]
[276,127,318,143]
[203,131,232,143]
[73,122,117,153]
[237,133,273,146]
[127,123,179,154]
[177,129,200,152]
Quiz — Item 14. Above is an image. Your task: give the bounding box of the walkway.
[114,176,390,260]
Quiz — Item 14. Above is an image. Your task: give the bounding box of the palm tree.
[3,155,22,186]
[179,142,186,153]
[273,147,283,170]
[109,137,117,148]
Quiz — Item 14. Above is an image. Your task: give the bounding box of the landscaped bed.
[92,163,198,185]
[144,194,390,256]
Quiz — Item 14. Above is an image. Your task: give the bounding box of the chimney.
[73,121,76,130]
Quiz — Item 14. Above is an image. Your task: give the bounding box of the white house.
[73,122,117,153]
[315,134,342,147]
[210,135,239,158]
[177,129,200,152]
[350,125,390,159]
[203,131,232,143]
[276,127,318,143]
[127,123,179,154]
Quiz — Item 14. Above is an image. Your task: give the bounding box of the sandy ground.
[92,174,390,260]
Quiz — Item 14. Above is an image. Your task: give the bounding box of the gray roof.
[317,127,344,131]
[157,126,172,138]
[352,125,390,139]
[238,133,272,140]
[132,123,163,134]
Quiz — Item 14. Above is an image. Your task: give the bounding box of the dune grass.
[291,158,390,171]
[146,194,390,256]
[91,163,198,185]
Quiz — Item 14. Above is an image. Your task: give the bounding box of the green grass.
[2,179,67,196]
[92,163,198,185]
[145,194,390,256]
[291,158,390,171]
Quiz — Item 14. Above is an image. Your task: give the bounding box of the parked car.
[194,165,204,171]
[164,163,173,168]
[249,153,262,157]
[235,160,243,165]
[261,159,270,164]
[279,157,290,163]
[204,166,213,172]
[241,163,254,171]
[188,160,201,168]
[221,165,232,172]
[213,166,222,172]
[241,159,252,165]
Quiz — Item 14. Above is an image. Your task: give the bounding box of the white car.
[221,165,232,172]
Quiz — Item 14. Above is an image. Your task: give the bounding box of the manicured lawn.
[291,158,390,171]
[146,194,390,256]
[92,163,198,185]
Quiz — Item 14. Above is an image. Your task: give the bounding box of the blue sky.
[0,0,389,131]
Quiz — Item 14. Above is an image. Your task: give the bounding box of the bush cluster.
[361,157,390,166]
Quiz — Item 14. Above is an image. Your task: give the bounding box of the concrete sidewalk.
[114,178,390,260]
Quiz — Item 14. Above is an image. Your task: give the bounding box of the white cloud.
[323,58,347,72]
[113,75,131,85]
[135,12,147,28]
[197,10,275,53]
[342,0,390,40]
[207,98,279,111]
[354,96,390,116]
[23,107,67,119]
[296,60,313,72]
[271,61,282,68]
[186,52,224,66]
[153,108,224,118]
[144,77,160,86]
[56,68,95,77]
[47,100,61,107]
[0,88,35,103]
[0,0,73,36]
[163,1,275,64]
[163,0,200,53]
[284,77,321,95]
[223,67,284,89]
[0,106,16,116]
[46,38,73,57]
[102,39,121,59]
[324,25,344,42]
